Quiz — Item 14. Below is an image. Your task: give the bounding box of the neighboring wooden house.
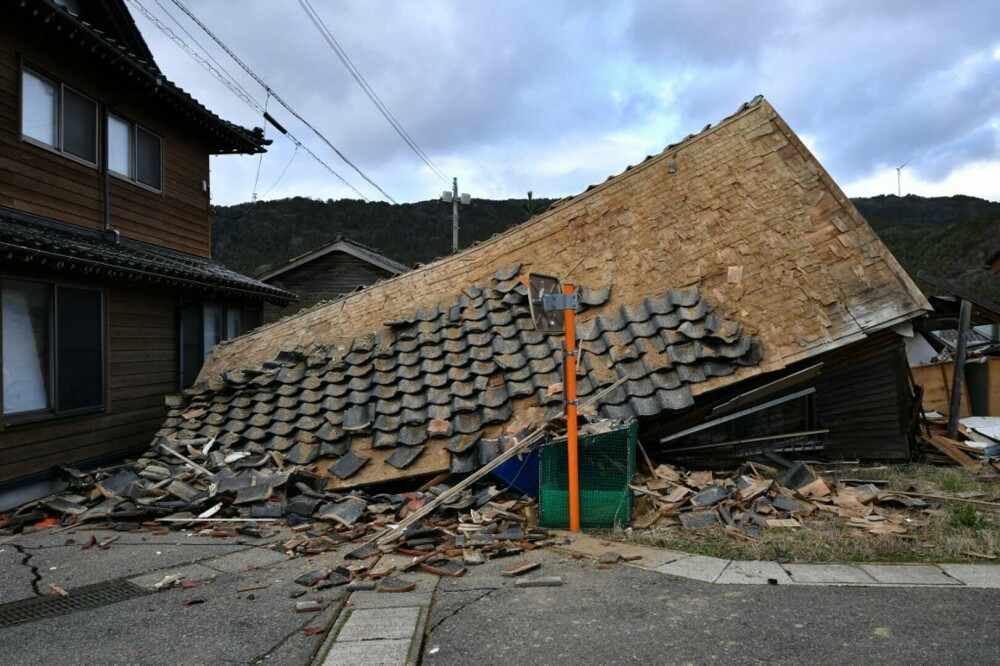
[259,236,408,323]
[176,97,930,492]
[0,0,294,499]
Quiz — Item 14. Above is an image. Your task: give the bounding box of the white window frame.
[107,113,163,193]
[20,67,98,167]
[1,278,106,423]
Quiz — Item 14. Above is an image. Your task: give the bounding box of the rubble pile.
[0,445,557,570]
[632,460,931,537]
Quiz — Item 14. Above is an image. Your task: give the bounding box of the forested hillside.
[212,194,1000,303]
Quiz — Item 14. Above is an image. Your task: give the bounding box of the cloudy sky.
[127,0,1000,206]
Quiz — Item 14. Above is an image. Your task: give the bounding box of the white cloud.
[128,0,1000,206]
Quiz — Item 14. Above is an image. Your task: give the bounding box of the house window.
[179,302,261,388]
[2,280,105,419]
[21,69,97,165]
[108,114,163,191]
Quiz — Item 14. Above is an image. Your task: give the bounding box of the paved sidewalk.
[316,554,437,666]
[554,531,1000,588]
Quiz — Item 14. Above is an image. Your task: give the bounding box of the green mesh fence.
[539,420,637,529]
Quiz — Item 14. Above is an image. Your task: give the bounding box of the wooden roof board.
[200,97,930,393]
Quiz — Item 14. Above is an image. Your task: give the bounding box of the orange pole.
[564,283,580,532]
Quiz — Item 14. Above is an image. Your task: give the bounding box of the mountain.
[212,194,1000,303]
[854,195,1000,304]
[211,196,553,277]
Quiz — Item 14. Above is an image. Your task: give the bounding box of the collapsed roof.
[160,96,930,487]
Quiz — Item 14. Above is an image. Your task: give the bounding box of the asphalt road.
[425,549,1000,666]
[2,527,999,665]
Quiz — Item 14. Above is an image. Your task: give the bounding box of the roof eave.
[22,1,268,155]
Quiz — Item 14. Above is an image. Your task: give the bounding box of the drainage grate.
[0,580,149,628]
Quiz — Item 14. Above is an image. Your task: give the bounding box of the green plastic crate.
[539,421,637,529]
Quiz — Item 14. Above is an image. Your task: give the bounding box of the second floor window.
[21,68,97,165]
[108,114,163,191]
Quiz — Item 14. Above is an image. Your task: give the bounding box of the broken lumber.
[926,434,982,470]
[374,376,629,546]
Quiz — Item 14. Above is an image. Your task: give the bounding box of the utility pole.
[441,177,470,253]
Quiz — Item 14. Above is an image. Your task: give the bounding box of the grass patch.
[952,504,987,529]
[604,464,1000,564]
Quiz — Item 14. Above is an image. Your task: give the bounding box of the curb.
[552,532,1000,588]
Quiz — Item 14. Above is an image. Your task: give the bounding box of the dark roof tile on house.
[13,0,267,155]
[258,236,410,282]
[0,206,295,304]
[157,265,761,487]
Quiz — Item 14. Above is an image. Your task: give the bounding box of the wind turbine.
[896,158,914,197]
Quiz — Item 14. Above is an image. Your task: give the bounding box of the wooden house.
[179,97,931,489]
[259,236,408,323]
[0,0,294,501]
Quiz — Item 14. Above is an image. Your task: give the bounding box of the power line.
[297,0,449,184]
[125,0,371,201]
[167,0,397,203]
[151,0,259,107]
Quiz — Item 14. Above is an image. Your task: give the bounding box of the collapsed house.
[154,95,929,495]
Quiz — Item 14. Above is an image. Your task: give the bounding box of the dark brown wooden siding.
[0,275,177,482]
[263,252,395,322]
[814,335,912,461]
[0,14,213,257]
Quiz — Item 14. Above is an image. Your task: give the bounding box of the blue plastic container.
[490,445,541,497]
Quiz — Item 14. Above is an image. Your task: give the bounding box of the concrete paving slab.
[322,638,410,665]
[349,588,435,609]
[337,606,421,642]
[938,564,1000,589]
[129,563,221,590]
[552,532,687,569]
[653,554,729,582]
[860,564,961,586]
[203,546,288,573]
[716,560,793,585]
[783,564,878,585]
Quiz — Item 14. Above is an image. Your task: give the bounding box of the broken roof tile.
[492,264,522,282]
[482,402,513,425]
[330,451,368,479]
[375,413,402,432]
[387,445,425,469]
[372,430,397,449]
[445,433,480,454]
[398,424,428,447]
[343,404,373,431]
[496,353,527,371]
[427,404,452,421]
[451,380,476,398]
[579,285,611,307]
[679,300,711,321]
[454,411,483,434]
[315,422,345,442]
[676,363,707,384]
[452,395,478,413]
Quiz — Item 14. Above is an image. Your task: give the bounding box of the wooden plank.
[911,361,971,417]
[990,358,1000,416]
[926,434,982,469]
